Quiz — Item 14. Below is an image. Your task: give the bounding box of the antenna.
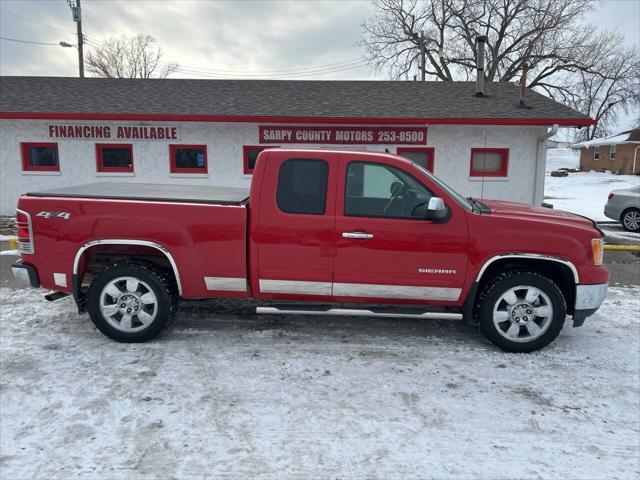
[480,128,488,204]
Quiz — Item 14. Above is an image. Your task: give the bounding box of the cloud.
[1,0,376,79]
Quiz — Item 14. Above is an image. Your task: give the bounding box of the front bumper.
[11,260,40,288]
[573,283,608,327]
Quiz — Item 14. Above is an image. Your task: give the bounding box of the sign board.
[259,126,427,145]
[48,125,180,141]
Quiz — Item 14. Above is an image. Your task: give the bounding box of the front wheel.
[476,271,566,353]
[621,208,640,232]
[87,260,178,342]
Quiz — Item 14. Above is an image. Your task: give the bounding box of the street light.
[59,41,76,49]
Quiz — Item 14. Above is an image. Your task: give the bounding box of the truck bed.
[26,182,250,205]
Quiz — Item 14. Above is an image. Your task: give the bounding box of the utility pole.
[420,30,425,81]
[68,0,84,77]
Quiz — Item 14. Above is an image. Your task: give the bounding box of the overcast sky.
[1,0,638,129]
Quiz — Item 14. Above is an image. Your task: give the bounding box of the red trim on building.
[469,148,509,177]
[0,111,596,127]
[396,147,435,172]
[169,144,208,174]
[20,142,60,172]
[243,145,278,174]
[95,143,134,173]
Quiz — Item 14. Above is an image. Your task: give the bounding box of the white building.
[0,77,593,215]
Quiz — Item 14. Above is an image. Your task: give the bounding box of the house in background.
[573,129,640,175]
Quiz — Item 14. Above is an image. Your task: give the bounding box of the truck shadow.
[176,298,485,347]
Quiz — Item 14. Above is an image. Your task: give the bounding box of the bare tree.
[86,34,178,79]
[361,0,639,135]
[566,43,640,140]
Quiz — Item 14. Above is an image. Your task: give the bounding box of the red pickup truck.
[12,149,608,352]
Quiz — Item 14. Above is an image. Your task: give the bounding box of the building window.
[610,144,616,160]
[21,142,60,172]
[96,144,133,173]
[593,146,600,160]
[469,148,509,177]
[243,145,278,174]
[276,159,329,215]
[396,147,435,172]
[169,145,207,174]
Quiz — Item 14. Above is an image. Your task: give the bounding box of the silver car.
[604,185,640,232]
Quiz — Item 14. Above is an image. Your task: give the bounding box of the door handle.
[342,231,374,239]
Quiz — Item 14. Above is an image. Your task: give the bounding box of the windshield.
[410,162,474,211]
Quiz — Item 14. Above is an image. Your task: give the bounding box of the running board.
[256,306,462,320]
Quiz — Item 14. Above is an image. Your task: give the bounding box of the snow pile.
[1,286,638,479]
[544,149,640,220]
[600,225,640,242]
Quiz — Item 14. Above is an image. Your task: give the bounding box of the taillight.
[16,209,34,254]
[608,192,614,200]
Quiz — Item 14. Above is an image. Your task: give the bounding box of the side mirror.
[425,197,448,220]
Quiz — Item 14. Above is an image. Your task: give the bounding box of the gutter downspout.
[633,145,640,175]
[533,124,559,205]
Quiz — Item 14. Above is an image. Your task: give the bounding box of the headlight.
[591,238,604,265]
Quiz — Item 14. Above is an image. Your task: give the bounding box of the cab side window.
[277,158,329,215]
[345,162,433,219]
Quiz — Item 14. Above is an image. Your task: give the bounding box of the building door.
[333,152,468,304]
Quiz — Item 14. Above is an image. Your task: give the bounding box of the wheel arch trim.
[72,239,183,295]
[475,254,579,284]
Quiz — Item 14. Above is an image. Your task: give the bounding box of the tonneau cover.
[26,182,249,205]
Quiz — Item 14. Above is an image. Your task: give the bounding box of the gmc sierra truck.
[12,149,609,352]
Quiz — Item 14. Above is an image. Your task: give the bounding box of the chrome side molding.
[204,276,246,292]
[259,279,333,296]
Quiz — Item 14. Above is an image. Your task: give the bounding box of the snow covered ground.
[1,287,639,479]
[544,148,640,221]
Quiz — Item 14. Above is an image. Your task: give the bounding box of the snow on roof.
[572,129,640,148]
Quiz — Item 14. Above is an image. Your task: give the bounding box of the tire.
[621,208,640,232]
[87,260,178,342]
[476,271,566,353]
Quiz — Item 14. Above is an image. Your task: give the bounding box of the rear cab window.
[276,158,329,215]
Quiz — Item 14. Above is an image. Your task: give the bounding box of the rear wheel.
[621,208,640,232]
[476,271,566,352]
[87,260,178,342]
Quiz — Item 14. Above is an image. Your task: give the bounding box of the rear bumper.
[604,204,621,221]
[572,283,608,327]
[11,260,40,288]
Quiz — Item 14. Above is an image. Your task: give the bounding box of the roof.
[572,129,640,148]
[0,76,593,126]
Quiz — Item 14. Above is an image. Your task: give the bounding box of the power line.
[80,33,368,77]
[0,37,60,46]
[0,8,78,37]
[160,57,366,74]
[165,60,369,78]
